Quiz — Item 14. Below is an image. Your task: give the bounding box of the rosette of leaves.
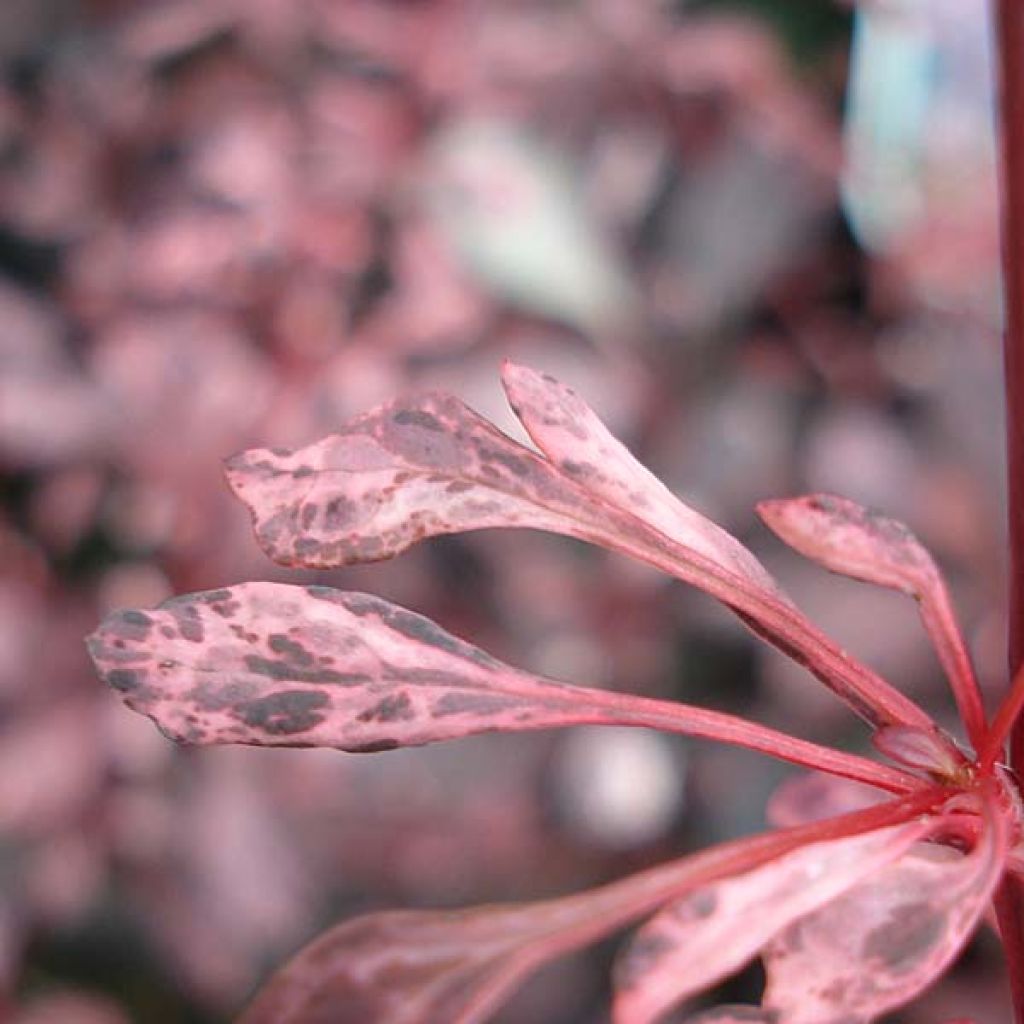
[89,364,1024,1023]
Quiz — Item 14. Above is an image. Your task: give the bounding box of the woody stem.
[995,1,1024,1019]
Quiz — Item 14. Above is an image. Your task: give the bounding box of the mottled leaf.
[238,795,941,1024]
[225,367,931,731]
[612,822,929,1024]
[757,493,985,746]
[500,361,780,593]
[85,583,912,790]
[762,796,1007,1023]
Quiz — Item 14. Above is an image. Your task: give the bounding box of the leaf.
[225,366,931,731]
[761,795,1008,1024]
[85,583,913,791]
[87,581,602,752]
[757,493,985,747]
[237,795,942,1024]
[500,361,780,594]
[237,903,566,1024]
[611,822,930,1024]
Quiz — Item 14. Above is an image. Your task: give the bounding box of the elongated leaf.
[761,796,1007,1023]
[87,582,605,752]
[500,361,781,593]
[757,493,986,747]
[612,822,929,1024]
[86,583,912,791]
[225,366,931,731]
[237,903,572,1024]
[238,795,941,1024]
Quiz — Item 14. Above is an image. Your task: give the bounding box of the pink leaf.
[225,368,931,731]
[237,795,943,1024]
[766,772,884,829]
[761,795,1008,1024]
[500,361,782,595]
[612,822,930,1024]
[85,584,913,790]
[757,493,986,747]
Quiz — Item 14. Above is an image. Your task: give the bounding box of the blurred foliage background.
[0,0,1011,1021]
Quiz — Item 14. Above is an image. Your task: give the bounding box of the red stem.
[996,1,1024,1020]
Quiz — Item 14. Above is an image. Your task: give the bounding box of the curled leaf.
[612,822,930,1024]
[762,795,1007,1023]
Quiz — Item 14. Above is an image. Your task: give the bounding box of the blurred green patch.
[690,0,852,63]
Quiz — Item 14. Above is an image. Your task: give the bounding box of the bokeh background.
[0,0,1012,1021]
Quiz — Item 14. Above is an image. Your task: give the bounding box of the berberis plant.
[89,361,1024,1023]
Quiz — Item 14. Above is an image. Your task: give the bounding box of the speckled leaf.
[501,361,782,594]
[757,493,942,597]
[86,583,913,790]
[612,822,929,1024]
[86,581,623,752]
[238,795,939,1024]
[757,493,985,745]
[237,902,588,1024]
[762,798,1007,1024]
[225,368,931,732]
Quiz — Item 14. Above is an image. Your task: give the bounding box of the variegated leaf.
[237,795,942,1024]
[612,822,930,1024]
[86,584,912,791]
[757,493,985,746]
[225,366,931,732]
[761,796,1008,1023]
[500,361,782,594]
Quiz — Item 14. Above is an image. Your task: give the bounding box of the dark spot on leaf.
[200,589,233,603]
[107,669,142,692]
[393,409,443,431]
[190,679,259,710]
[862,902,944,972]
[105,611,154,641]
[270,446,292,457]
[243,654,366,685]
[294,464,314,478]
[342,592,390,616]
[301,503,317,530]
[357,692,415,723]
[481,448,531,477]
[294,537,321,557]
[433,693,519,717]
[672,889,718,921]
[324,496,356,530]
[269,633,315,667]
[235,690,329,735]
[615,932,675,988]
[381,607,498,667]
[178,617,204,643]
[346,737,400,753]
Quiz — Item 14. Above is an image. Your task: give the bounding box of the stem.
[578,687,923,794]
[980,663,1024,772]
[995,1,1024,1020]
